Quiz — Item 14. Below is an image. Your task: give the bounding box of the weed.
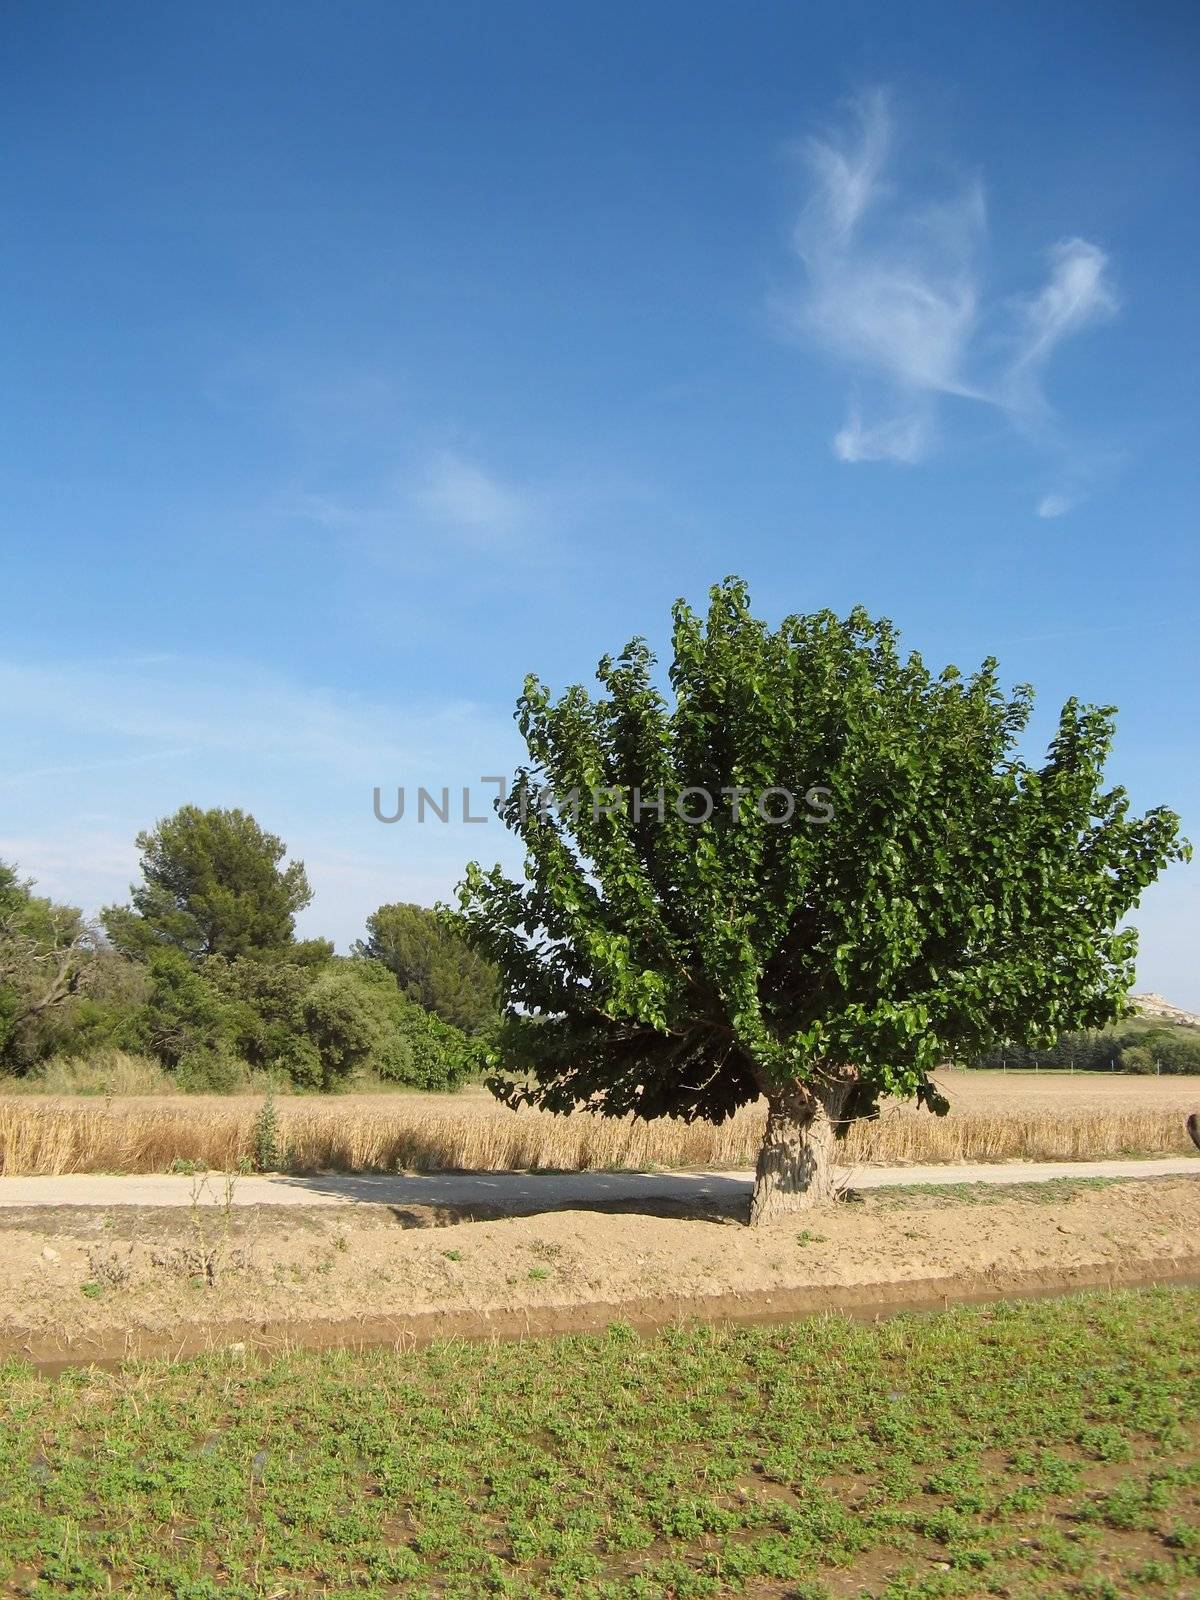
[2,1287,1196,1598]
[85,1244,134,1291]
[250,1089,282,1173]
[163,1170,250,1286]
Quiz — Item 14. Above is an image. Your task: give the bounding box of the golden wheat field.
[0,1068,1196,1177]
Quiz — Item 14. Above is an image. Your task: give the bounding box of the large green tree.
[457,580,1189,1223]
[103,806,329,963]
[354,901,499,1033]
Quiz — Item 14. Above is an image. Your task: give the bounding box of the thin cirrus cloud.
[414,450,530,544]
[783,89,1119,506]
[1036,491,1075,520]
[284,450,535,555]
[0,653,525,940]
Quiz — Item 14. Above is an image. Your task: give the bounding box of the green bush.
[345,959,481,1089]
[301,965,386,1087]
[163,954,482,1092]
[1134,1027,1200,1074]
[1118,1045,1154,1075]
[206,957,312,1073]
[393,999,481,1090]
[268,1033,325,1089]
[139,948,240,1068]
[175,1044,254,1093]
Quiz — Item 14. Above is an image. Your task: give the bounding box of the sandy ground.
[5,1172,1198,1365]
[1,1155,1197,1209]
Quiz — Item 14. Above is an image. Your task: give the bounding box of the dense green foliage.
[458,580,1190,1136]
[971,1019,1200,1075]
[0,862,95,1072]
[102,805,329,963]
[120,950,477,1093]
[354,901,500,1033]
[1,813,482,1090]
[2,1288,1198,1597]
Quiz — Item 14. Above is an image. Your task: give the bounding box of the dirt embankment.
[6,1175,1199,1366]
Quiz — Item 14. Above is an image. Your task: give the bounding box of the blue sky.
[2,2,1198,1004]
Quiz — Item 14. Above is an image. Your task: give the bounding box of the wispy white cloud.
[0,654,525,943]
[1003,238,1119,422]
[414,451,529,543]
[0,658,497,776]
[1036,491,1075,520]
[833,405,932,465]
[280,449,537,558]
[782,90,1119,506]
[792,91,985,407]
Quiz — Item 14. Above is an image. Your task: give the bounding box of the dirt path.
[0,1154,1196,1211]
[4,1169,1198,1367]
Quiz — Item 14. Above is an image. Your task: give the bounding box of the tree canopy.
[3,811,481,1094]
[456,579,1190,1221]
[354,901,500,1033]
[0,862,95,1071]
[103,805,328,963]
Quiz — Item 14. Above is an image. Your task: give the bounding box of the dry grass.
[0,1090,1194,1177]
[12,1050,179,1098]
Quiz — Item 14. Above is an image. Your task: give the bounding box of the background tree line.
[0,805,499,1091]
[968,1024,1200,1076]
[3,782,1196,1098]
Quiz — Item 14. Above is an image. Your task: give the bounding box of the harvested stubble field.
[1,1071,1197,1177]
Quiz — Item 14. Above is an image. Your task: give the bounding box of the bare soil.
[7,1173,1198,1366]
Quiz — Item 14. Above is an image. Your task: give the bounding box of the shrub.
[251,1091,283,1171]
[140,949,239,1068]
[395,1001,481,1090]
[207,957,312,1072]
[175,1045,253,1094]
[1119,1046,1154,1075]
[301,966,385,1088]
[346,959,481,1090]
[268,1033,325,1090]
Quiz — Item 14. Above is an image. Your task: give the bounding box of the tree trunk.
[748,1079,853,1226]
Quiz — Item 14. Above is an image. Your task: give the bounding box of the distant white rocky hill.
[1131,993,1200,1029]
